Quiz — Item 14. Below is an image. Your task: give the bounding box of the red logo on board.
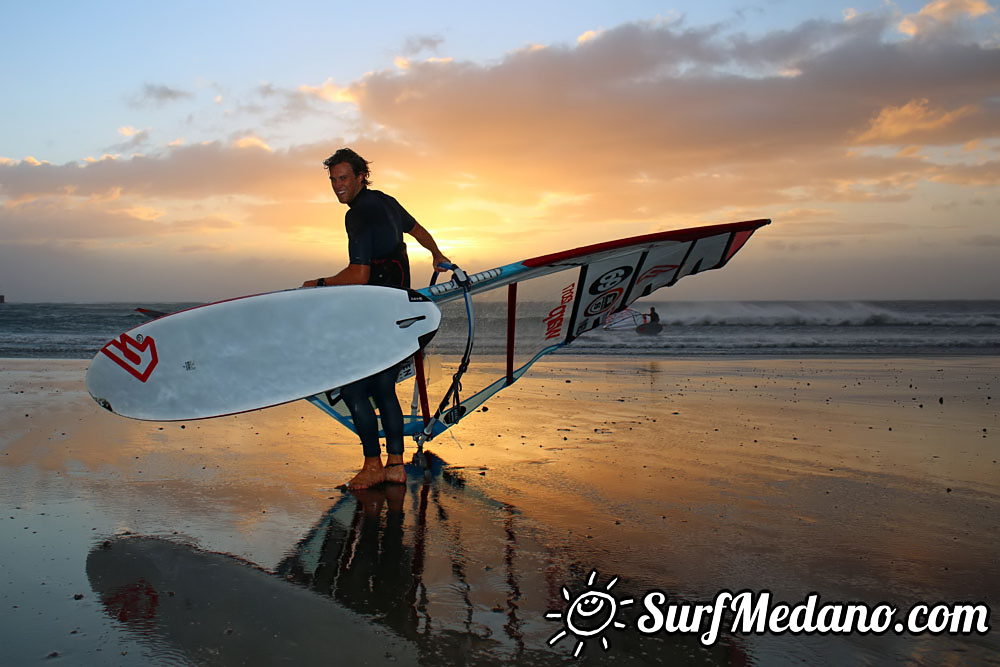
[101,333,159,383]
[638,264,680,284]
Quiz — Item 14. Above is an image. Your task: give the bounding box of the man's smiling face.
[328,162,365,204]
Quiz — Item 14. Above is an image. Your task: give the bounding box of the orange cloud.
[234,136,273,151]
[899,0,995,36]
[298,78,356,104]
[855,99,978,143]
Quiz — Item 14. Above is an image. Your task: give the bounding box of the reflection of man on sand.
[282,484,418,632]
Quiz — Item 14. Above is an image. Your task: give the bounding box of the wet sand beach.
[1,356,997,665]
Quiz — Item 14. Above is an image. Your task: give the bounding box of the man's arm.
[304,219,449,287]
[302,263,370,287]
[408,222,450,271]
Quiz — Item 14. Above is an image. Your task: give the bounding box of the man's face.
[328,162,365,204]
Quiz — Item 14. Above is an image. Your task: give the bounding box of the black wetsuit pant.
[340,361,405,458]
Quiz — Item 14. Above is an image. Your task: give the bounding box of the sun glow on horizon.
[1,1,998,301]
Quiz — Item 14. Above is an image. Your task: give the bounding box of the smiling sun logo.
[546,570,633,658]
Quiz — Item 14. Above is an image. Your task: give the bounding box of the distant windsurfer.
[636,306,662,335]
[303,148,450,490]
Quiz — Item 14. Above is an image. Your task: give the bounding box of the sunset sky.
[1,1,998,302]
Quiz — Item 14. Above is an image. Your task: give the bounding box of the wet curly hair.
[323,148,371,186]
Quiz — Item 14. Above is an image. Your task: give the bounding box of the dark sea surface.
[1,300,998,359]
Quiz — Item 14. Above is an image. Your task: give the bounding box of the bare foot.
[347,457,385,490]
[384,455,406,484]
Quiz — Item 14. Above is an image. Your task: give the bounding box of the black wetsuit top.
[341,187,417,456]
[346,188,415,288]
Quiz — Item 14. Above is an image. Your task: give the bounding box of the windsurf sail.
[308,218,770,442]
[603,308,647,331]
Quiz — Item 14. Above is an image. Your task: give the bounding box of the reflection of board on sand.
[86,536,419,665]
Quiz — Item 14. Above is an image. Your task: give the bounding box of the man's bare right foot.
[347,457,385,490]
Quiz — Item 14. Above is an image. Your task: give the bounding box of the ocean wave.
[632,301,1000,328]
[2,301,999,359]
[446,300,1000,328]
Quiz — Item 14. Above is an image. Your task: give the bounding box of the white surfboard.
[86,285,441,421]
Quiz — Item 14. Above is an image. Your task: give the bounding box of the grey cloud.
[402,34,445,56]
[104,128,152,154]
[726,14,890,70]
[133,83,194,107]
